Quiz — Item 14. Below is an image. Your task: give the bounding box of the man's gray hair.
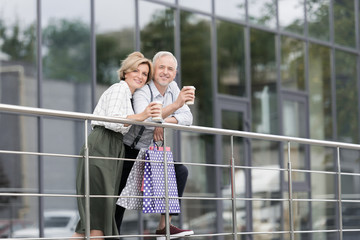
[152,51,178,69]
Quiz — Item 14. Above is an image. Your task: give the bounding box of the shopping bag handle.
[149,141,170,151]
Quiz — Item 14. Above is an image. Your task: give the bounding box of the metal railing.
[1,103,360,240]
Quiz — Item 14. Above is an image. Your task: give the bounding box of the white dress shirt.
[123,80,193,149]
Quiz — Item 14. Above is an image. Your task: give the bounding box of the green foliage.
[140,8,175,58]
[42,19,91,82]
[96,29,134,85]
[0,18,35,62]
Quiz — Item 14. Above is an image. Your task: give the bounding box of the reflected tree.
[96,29,134,85]
[0,19,35,62]
[42,19,90,82]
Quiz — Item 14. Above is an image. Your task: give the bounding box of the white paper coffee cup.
[184,86,196,105]
[152,101,163,122]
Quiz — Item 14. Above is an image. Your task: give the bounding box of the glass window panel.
[252,199,281,232]
[42,0,92,113]
[308,44,332,141]
[282,192,311,232]
[339,149,360,212]
[140,2,174,57]
[217,20,246,97]
[215,0,246,21]
[248,0,277,28]
[179,11,214,234]
[333,0,356,48]
[252,140,280,167]
[0,0,38,230]
[184,199,217,234]
[180,12,212,127]
[335,50,358,143]
[283,99,306,138]
[95,0,135,88]
[312,201,337,232]
[250,29,278,134]
[310,171,336,199]
[221,110,244,166]
[306,0,330,42]
[310,146,334,172]
[5,196,38,238]
[278,0,304,35]
[0,0,37,108]
[282,96,308,179]
[281,36,305,91]
[340,149,360,174]
[343,201,360,230]
[41,0,91,217]
[178,0,211,13]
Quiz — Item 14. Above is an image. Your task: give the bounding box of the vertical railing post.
[84,120,90,240]
[163,128,170,240]
[287,142,295,240]
[230,136,238,240]
[336,147,343,240]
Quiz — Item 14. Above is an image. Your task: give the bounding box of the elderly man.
[116,51,195,239]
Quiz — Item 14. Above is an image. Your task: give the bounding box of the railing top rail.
[1,103,360,150]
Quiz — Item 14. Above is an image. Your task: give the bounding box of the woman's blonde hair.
[117,52,153,83]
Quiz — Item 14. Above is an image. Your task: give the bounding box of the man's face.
[153,55,177,87]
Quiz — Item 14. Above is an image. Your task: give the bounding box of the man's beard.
[155,78,171,87]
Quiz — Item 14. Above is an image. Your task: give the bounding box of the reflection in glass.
[283,99,307,180]
[42,0,91,112]
[180,12,212,127]
[310,146,334,172]
[308,44,332,141]
[278,0,304,35]
[95,0,135,87]
[333,0,356,48]
[282,192,311,233]
[335,50,358,143]
[248,0,276,28]
[184,199,217,234]
[252,140,280,167]
[281,37,305,91]
[140,3,174,57]
[222,110,244,166]
[40,0,91,230]
[179,0,211,13]
[217,20,246,97]
[250,29,278,134]
[0,0,38,233]
[307,0,330,41]
[339,148,360,227]
[311,202,336,238]
[215,0,245,21]
[0,0,37,108]
[342,201,360,230]
[179,11,215,235]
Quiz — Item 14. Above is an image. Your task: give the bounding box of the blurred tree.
[42,19,90,82]
[96,29,134,85]
[0,18,35,62]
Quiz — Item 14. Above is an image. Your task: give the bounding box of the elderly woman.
[72,52,160,240]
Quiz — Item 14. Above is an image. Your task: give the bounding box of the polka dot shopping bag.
[117,146,180,214]
[142,146,180,214]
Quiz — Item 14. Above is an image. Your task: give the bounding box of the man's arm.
[161,85,194,121]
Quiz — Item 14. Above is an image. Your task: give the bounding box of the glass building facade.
[0,0,360,239]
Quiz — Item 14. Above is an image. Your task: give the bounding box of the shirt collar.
[149,80,173,98]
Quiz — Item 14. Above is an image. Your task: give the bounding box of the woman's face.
[124,63,149,93]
